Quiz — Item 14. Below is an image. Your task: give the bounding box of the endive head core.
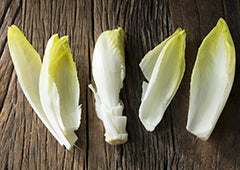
[89,27,128,145]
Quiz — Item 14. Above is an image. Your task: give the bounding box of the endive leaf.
[139,29,186,131]
[49,36,81,132]
[40,35,81,133]
[7,25,78,149]
[187,18,235,140]
[89,28,128,144]
[40,34,78,149]
[140,28,182,81]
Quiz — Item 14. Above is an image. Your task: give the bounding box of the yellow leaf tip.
[59,36,69,44]
[216,18,229,30]
[8,25,19,31]
[61,35,69,39]
[117,27,124,32]
[180,29,186,36]
[218,17,226,24]
[52,33,59,38]
[8,25,23,41]
[176,27,183,32]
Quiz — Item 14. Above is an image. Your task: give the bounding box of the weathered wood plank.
[0,0,239,169]
[0,0,22,169]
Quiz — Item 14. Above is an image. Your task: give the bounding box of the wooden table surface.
[0,0,240,169]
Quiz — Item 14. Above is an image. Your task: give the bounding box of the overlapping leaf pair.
[8,26,81,150]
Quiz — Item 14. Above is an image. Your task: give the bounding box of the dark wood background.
[0,0,239,169]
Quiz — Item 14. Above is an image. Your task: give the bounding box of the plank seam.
[0,66,14,115]
[0,0,13,29]
[20,91,26,170]
[0,1,22,60]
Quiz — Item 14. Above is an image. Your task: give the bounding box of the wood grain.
[0,0,239,169]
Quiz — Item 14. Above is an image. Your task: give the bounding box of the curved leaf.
[139,29,186,131]
[187,18,235,140]
[40,35,81,133]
